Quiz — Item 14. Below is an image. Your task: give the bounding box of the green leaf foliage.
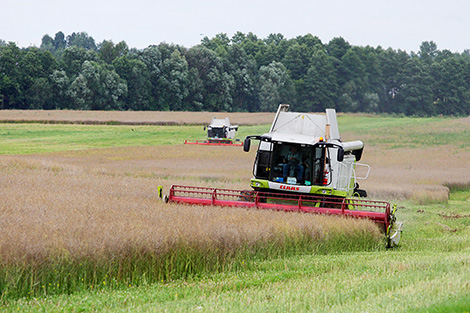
[1,32,470,115]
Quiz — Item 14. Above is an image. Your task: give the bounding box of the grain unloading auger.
[160,105,403,247]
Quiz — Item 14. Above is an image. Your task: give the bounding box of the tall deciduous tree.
[61,46,98,78]
[113,56,151,110]
[337,48,367,112]
[282,43,311,80]
[258,61,292,112]
[139,46,162,109]
[225,45,257,111]
[50,70,71,109]
[68,61,126,110]
[396,57,434,116]
[66,32,97,50]
[327,37,351,60]
[0,43,22,108]
[159,50,190,111]
[302,49,338,112]
[186,46,233,111]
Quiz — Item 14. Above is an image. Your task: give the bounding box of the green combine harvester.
[162,104,403,247]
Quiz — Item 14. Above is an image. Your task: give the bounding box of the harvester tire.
[354,183,368,197]
[355,189,368,197]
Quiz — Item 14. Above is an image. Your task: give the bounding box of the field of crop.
[0,109,275,125]
[1,110,470,312]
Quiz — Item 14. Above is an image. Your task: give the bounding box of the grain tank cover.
[209,117,231,128]
[267,104,340,145]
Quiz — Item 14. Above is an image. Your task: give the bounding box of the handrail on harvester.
[166,184,392,233]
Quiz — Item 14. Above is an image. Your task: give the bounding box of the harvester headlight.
[255,182,260,187]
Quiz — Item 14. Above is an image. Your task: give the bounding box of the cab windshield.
[270,143,326,186]
[207,127,226,138]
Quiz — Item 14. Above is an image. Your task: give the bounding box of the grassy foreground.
[2,189,470,312]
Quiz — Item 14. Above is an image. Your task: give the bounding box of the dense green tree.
[19,48,57,109]
[61,46,98,78]
[114,41,129,58]
[396,57,434,116]
[201,33,230,57]
[2,31,470,115]
[53,32,66,50]
[256,43,279,68]
[376,48,409,113]
[0,43,22,108]
[66,32,97,50]
[185,46,233,111]
[301,49,338,112]
[231,32,246,45]
[327,37,351,60]
[26,77,53,109]
[158,50,190,110]
[140,46,163,109]
[257,61,293,112]
[225,45,257,111]
[67,74,90,109]
[336,48,368,112]
[97,40,129,64]
[419,41,438,64]
[430,57,470,115]
[185,67,204,111]
[98,40,129,64]
[40,35,55,52]
[113,56,151,110]
[68,61,126,110]
[354,46,382,112]
[239,32,266,67]
[40,32,66,58]
[49,70,71,109]
[282,43,311,80]
[98,40,117,64]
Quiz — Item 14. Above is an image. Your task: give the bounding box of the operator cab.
[204,117,239,143]
[246,138,341,188]
[206,126,226,139]
[242,105,367,197]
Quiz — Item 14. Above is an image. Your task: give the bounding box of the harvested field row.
[0,110,276,125]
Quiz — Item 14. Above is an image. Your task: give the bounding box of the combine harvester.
[184,117,242,146]
[162,105,403,247]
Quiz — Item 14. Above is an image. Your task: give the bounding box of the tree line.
[1,31,470,116]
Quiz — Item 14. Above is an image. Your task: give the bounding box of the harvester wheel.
[355,189,368,197]
[387,222,403,248]
[354,183,368,197]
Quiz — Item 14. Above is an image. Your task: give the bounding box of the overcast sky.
[2,0,469,53]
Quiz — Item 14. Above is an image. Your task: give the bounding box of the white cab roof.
[266,108,340,145]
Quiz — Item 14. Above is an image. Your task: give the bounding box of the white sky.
[2,0,469,53]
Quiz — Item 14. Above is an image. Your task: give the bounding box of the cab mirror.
[337,148,344,162]
[243,138,251,152]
